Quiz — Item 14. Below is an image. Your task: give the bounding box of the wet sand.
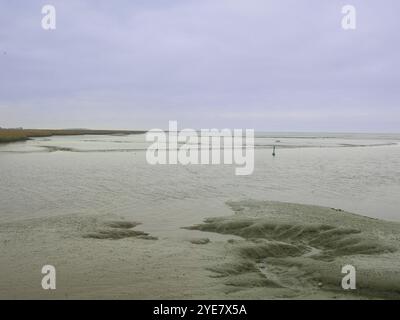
[0,200,399,299]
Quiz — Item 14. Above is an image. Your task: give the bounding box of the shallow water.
[0,133,399,237]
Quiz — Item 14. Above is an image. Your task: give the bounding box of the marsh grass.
[0,129,146,143]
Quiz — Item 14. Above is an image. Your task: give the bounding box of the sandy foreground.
[0,200,399,299]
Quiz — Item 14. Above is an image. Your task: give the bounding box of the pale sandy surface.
[1,200,399,299]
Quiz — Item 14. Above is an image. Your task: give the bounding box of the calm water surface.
[1,133,399,237]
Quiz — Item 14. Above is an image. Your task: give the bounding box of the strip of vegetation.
[0,129,147,143]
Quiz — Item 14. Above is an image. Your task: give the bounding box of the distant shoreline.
[0,129,147,143]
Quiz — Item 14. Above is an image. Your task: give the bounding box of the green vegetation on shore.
[0,129,146,143]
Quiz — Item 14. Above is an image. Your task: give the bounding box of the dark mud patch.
[187,218,395,259]
[104,221,141,229]
[40,146,76,152]
[206,260,282,290]
[185,200,400,298]
[83,220,157,240]
[188,238,210,245]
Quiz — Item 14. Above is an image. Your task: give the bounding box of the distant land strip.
[0,129,147,143]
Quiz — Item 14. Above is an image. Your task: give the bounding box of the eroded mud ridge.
[186,201,400,299]
[188,218,395,259]
[83,220,158,240]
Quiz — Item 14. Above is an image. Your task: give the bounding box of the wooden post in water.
[272,145,276,157]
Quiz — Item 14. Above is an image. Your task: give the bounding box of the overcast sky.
[0,0,399,131]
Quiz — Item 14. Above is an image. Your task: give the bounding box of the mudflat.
[1,200,399,299]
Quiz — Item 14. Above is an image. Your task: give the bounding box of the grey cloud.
[0,0,399,131]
